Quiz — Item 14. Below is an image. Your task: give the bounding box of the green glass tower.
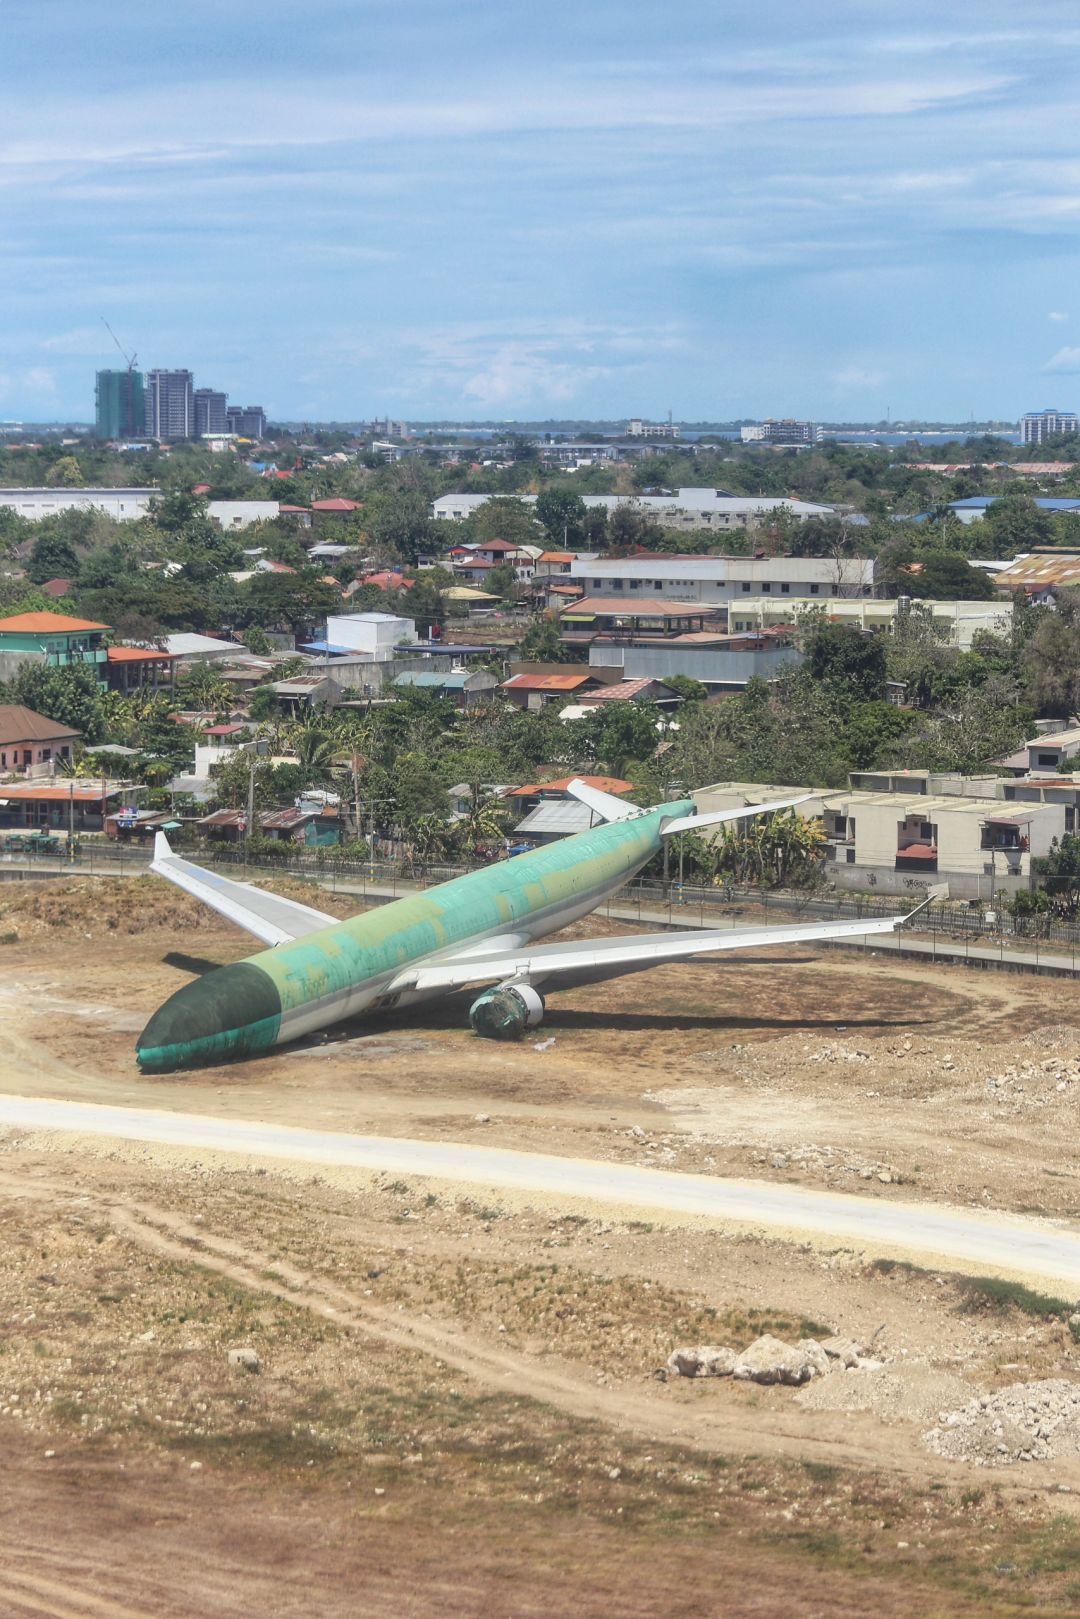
[94,368,145,440]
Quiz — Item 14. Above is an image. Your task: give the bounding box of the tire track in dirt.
[0,1169,999,1482]
[0,1566,158,1619]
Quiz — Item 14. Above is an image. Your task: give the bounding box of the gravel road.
[4,1094,1080,1291]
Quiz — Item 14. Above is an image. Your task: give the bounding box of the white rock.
[733,1335,830,1386]
[666,1345,737,1378]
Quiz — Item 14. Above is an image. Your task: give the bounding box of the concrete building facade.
[194,388,228,436]
[144,370,194,440]
[1021,409,1079,444]
[569,553,874,605]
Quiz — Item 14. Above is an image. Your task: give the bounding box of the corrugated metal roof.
[562,596,710,617]
[995,554,1080,588]
[501,673,592,691]
[580,678,659,702]
[514,800,597,835]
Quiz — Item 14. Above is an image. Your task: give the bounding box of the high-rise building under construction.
[95,368,145,440]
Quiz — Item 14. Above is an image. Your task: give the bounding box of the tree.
[907,553,996,601]
[1031,835,1080,919]
[11,664,107,742]
[46,456,84,487]
[26,533,79,584]
[591,702,661,776]
[1024,590,1080,718]
[535,487,587,547]
[485,562,518,601]
[466,497,544,549]
[982,493,1056,552]
[517,615,573,662]
[805,622,887,706]
[663,675,708,705]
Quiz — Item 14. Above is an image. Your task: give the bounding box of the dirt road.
[6,1093,1080,1291]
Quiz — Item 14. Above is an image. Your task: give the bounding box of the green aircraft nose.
[136,962,283,1073]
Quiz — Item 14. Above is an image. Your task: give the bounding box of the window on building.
[1037,752,1059,767]
[653,580,664,590]
[831,585,839,597]
[0,753,5,767]
[22,750,31,766]
[41,749,50,762]
[846,848,856,863]
[781,582,790,593]
[809,582,820,595]
[761,583,771,593]
[629,579,641,589]
[741,582,751,592]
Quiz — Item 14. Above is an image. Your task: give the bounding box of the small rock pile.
[985,1055,1080,1113]
[806,1043,872,1065]
[666,1333,877,1386]
[924,1379,1080,1466]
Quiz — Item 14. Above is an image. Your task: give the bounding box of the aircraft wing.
[149,832,338,947]
[395,913,908,995]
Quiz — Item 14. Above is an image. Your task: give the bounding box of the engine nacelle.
[469,982,545,1041]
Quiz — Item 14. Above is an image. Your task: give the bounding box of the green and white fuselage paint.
[136,798,692,1072]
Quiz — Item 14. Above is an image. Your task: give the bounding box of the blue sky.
[3,0,1080,422]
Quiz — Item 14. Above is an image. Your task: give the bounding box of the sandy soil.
[4,877,1080,1612]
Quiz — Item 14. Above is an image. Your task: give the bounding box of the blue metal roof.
[950,496,1080,511]
[298,640,358,654]
[394,670,470,689]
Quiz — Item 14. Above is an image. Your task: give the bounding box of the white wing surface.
[563,777,636,823]
[392,913,907,995]
[660,795,812,838]
[149,832,338,947]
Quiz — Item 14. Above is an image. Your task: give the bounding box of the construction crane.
[101,317,137,373]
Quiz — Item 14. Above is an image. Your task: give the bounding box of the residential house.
[0,611,111,686]
[499,671,603,709]
[0,704,80,776]
[311,612,419,661]
[104,645,176,696]
[501,774,635,844]
[392,668,497,708]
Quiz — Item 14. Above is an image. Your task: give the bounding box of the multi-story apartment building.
[626,418,681,438]
[226,404,267,438]
[194,388,228,436]
[1021,408,1079,444]
[94,369,145,439]
[741,419,823,445]
[144,370,194,440]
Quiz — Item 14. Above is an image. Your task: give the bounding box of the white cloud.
[1049,310,1070,322]
[1043,346,1080,373]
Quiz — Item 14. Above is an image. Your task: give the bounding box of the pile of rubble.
[984,1055,1080,1113]
[666,1332,882,1387]
[924,1379,1080,1466]
[805,1042,873,1065]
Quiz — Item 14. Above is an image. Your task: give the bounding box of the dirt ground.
[5,876,1080,1614]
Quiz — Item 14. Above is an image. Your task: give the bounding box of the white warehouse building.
[0,487,158,521]
[568,553,874,604]
[431,489,840,532]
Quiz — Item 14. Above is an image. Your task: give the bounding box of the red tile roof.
[106,646,174,663]
[504,774,634,798]
[0,611,109,633]
[312,497,359,512]
[42,578,72,597]
[580,678,660,702]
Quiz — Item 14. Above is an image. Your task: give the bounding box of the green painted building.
[0,611,110,688]
[95,368,145,440]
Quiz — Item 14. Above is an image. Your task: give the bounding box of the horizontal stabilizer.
[661,794,812,838]
[150,832,338,947]
[564,777,636,824]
